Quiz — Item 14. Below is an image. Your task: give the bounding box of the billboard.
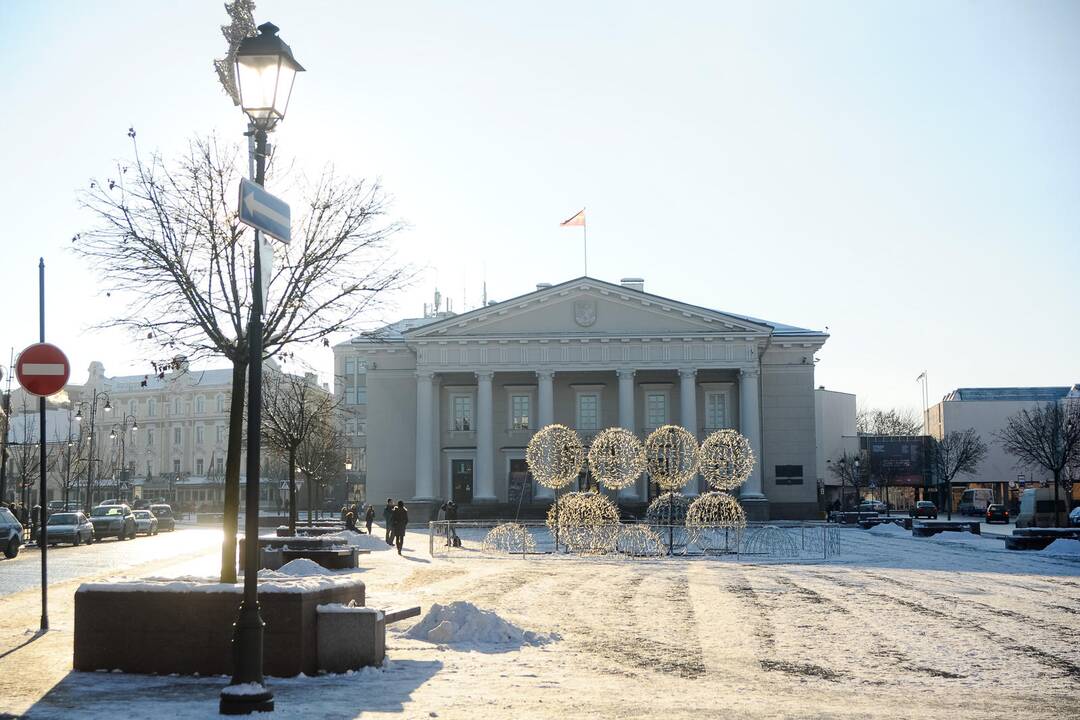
[862,436,930,487]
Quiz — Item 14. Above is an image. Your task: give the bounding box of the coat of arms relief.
[573,299,597,327]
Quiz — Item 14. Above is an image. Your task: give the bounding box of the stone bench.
[1006,528,1080,551]
[316,605,421,672]
[829,511,879,525]
[75,576,365,677]
[912,520,981,538]
[275,525,346,537]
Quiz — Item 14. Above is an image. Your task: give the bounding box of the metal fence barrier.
[428,520,842,562]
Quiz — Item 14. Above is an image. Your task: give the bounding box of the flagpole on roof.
[560,208,587,276]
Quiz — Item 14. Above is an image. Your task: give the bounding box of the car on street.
[132,510,159,536]
[1070,506,1080,528]
[89,504,136,541]
[150,504,176,532]
[1,506,24,559]
[985,503,1009,524]
[132,499,151,510]
[858,500,887,514]
[39,512,95,546]
[910,501,938,519]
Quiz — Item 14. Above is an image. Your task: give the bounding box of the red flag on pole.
[560,208,585,227]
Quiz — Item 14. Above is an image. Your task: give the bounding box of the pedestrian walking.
[390,500,408,555]
[364,504,375,535]
[441,500,459,546]
[383,498,394,545]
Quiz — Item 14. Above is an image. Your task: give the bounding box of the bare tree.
[75,133,409,581]
[996,401,1080,527]
[827,450,865,512]
[930,429,988,520]
[49,412,85,506]
[296,415,346,527]
[9,398,42,509]
[261,370,339,535]
[857,407,923,436]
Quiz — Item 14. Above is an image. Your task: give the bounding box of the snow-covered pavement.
[2,525,1079,719]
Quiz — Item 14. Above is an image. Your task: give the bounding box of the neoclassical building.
[337,277,828,520]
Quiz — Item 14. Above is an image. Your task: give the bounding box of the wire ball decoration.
[686,492,746,553]
[644,425,700,491]
[482,523,537,555]
[645,491,692,527]
[742,526,800,559]
[587,427,646,491]
[616,524,665,557]
[546,491,620,554]
[526,424,585,490]
[698,429,755,491]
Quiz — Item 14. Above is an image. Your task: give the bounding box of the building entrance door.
[452,459,474,504]
[508,459,533,505]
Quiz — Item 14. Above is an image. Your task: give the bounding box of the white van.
[957,488,995,516]
[1015,488,1069,528]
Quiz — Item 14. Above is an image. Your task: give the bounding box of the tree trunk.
[220,358,248,584]
[288,446,297,536]
[307,473,313,527]
[1053,468,1062,528]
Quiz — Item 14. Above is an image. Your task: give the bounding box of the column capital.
[415,370,435,381]
[475,370,494,382]
[535,369,555,381]
[678,368,697,380]
[739,366,760,379]
[616,368,636,379]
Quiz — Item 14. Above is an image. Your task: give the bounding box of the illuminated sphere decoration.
[644,425,700,491]
[699,429,755,491]
[587,427,646,491]
[527,424,585,490]
[645,491,692,527]
[547,491,620,554]
[686,492,746,553]
[482,523,537,555]
[616,524,665,557]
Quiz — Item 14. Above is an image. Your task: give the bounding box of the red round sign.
[16,343,71,397]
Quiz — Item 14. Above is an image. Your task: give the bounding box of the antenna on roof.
[434,288,442,315]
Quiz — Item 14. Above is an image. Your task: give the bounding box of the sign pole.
[38,258,49,632]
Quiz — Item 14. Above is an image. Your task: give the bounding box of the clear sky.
[1,0,1077,414]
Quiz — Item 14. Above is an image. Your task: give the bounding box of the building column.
[431,375,442,500]
[535,370,555,499]
[679,369,699,496]
[617,368,640,500]
[414,371,435,500]
[474,371,496,501]
[739,366,768,518]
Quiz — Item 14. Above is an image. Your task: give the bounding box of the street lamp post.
[220,21,303,716]
[854,458,861,508]
[74,390,111,511]
[109,414,138,503]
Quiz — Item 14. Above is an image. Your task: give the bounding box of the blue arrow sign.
[238,177,291,244]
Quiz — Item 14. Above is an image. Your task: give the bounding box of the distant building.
[814,387,857,508]
[927,385,1080,506]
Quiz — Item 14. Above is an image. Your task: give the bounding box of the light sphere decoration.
[587,427,645,491]
[482,523,537,555]
[644,425,700,491]
[547,491,620,554]
[686,492,746,553]
[527,424,585,490]
[616,524,665,557]
[645,491,692,526]
[699,429,755,491]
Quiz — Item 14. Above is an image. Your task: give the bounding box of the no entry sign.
[16,342,70,397]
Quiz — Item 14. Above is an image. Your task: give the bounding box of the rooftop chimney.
[536,283,552,291]
[620,277,644,292]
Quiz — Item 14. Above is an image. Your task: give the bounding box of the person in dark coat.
[390,500,408,555]
[383,498,394,545]
[345,511,357,532]
[364,504,375,535]
[440,500,459,546]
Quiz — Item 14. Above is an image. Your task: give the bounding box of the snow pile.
[405,601,556,646]
[321,529,392,552]
[1039,539,1080,556]
[264,558,335,577]
[317,600,383,617]
[866,522,909,537]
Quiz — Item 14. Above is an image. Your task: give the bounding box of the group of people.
[3,501,42,539]
[336,497,461,556]
[381,498,409,554]
[340,503,377,534]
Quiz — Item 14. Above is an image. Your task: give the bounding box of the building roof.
[4,409,79,444]
[103,368,235,392]
[944,386,1074,402]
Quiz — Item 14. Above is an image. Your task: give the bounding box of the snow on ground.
[322,529,395,552]
[406,601,557,646]
[5,524,1080,719]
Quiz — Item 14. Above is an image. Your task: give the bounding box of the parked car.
[858,500,887,513]
[132,499,151,510]
[132,510,159,536]
[1069,506,1080,528]
[1015,488,1069,528]
[958,488,994,516]
[1,506,23,559]
[910,501,938,519]
[89,504,136,541]
[39,512,95,546]
[985,503,1009,524]
[150,504,176,532]
[47,500,67,512]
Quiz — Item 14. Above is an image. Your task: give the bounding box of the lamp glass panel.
[236,54,282,120]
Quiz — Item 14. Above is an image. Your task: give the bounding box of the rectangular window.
[453,396,473,431]
[646,393,667,429]
[511,395,530,430]
[216,457,224,474]
[216,425,225,443]
[358,421,367,436]
[577,394,599,431]
[173,459,181,475]
[129,400,137,416]
[345,359,355,375]
[344,388,355,405]
[147,399,156,417]
[775,465,804,485]
[173,398,181,417]
[195,396,205,414]
[174,427,182,445]
[147,429,154,447]
[196,458,204,475]
[217,395,225,413]
[355,386,367,404]
[705,392,727,430]
[345,419,356,435]
[196,426,204,445]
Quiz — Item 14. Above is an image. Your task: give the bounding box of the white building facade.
[337,277,829,521]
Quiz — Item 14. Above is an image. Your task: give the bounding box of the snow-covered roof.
[344,315,445,344]
[4,409,79,444]
[103,368,235,392]
[944,386,1074,402]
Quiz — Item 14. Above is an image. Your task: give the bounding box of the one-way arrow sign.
[238,177,291,244]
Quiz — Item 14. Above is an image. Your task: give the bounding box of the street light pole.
[221,21,303,716]
[75,389,110,511]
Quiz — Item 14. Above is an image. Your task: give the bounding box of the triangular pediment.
[404,278,775,340]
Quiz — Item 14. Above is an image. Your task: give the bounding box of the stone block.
[316,605,385,672]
